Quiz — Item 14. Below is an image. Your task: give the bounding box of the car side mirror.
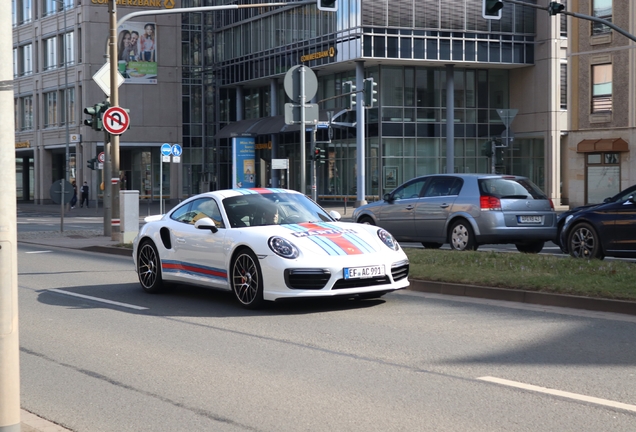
[383,193,393,202]
[329,210,341,221]
[194,217,219,233]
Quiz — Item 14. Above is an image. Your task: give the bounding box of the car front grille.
[391,260,409,282]
[284,269,331,290]
[332,276,391,289]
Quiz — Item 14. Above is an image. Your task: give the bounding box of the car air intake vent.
[391,262,409,282]
[285,269,331,290]
[332,276,390,289]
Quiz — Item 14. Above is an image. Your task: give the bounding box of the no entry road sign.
[103,106,130,135]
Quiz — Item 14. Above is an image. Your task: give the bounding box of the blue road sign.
[172,144,183,157]
[161,143,172,156]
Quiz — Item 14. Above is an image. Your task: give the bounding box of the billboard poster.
[232,137,256,188]
[117,22,158,84]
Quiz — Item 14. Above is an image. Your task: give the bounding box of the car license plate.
[344,265,385,279]
[518,215,542,224]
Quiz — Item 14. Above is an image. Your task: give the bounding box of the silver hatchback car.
[352,174,557,253]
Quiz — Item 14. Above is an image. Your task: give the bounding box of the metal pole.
[355,61,367,206]
[109,0,121,241]
[311,127,317,201]
[61,0,70,232]
[446,64,455,175]
[300,66,307,195]
[0,0,21,427]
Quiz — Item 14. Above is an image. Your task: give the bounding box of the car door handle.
[176,238,186,244]
[405,205,415,210]
[439,203,449,209]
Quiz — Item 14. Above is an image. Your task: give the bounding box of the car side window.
[171,198,225,228]
[423,177,459,197]
[393,179,426,200]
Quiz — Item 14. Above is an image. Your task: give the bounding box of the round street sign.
[103,106,130,135]
[171,144,182,156]
[161,143,172,156]
[98,151,105,163]
[49,179,74,205]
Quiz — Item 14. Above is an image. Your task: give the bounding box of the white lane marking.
[25,250,52,254]
[478,376,636,413]
[48,289,148,310]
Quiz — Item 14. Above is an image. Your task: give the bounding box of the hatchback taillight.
[549,198,555,210]
[480,195,501,211]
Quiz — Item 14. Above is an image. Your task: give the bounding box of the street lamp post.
[56,0,71,232]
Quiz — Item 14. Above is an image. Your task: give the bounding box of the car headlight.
[268,236,299,259]
[377,229,400,251]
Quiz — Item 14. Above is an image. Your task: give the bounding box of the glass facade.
[181,0,544,199]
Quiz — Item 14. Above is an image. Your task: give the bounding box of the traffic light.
[343,81,356,111]
[363,78,378,108]
[482,0,503,19]
[83,102,110,131]
[86,157,97,170]
[317,0,337,12]
[481,141,494,157]
[548,2,565,15]
[312,147,326,163]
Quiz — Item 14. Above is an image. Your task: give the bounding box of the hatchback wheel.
[231,248,265,309]
[515,241,545,254]
[449,220,478,251]
[421,242,443,249]
[568,222,603,259]
[358,216,375,225]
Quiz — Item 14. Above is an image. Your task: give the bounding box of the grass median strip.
[404,249,636,302]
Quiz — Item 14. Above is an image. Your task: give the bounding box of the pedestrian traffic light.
[86,157,97,170]
[317,0,337,12]
[343,81,356,111]
[83,102,110,131]
[482,0,503,19]
[363,78,378,108]
[318,147,326,164]
[548,2,565,15]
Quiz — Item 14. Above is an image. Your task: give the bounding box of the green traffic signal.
[482,0,503,19]
[548,2,565,15]
[317,0,337,12]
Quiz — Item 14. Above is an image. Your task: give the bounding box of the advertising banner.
[232,137,256,188]
[117,21,158,84]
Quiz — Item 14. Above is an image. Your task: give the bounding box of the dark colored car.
[559,185,636,259]
[352,174,557,253]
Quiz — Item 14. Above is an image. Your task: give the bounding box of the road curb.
[408,280,636,316]
[81,245,133,257]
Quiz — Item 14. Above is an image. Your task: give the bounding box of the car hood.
[557,202,603,221]
[263,221,389,257]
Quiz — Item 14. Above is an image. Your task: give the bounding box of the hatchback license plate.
[344,265,385,279]
[518,215,542,224]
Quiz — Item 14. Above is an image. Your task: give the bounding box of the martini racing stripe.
[285,223,367,256]
[318,222,377,254]
[235,188,288,195]
[162,260,227,282]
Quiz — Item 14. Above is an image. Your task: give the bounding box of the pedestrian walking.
[80,181,90,208]
[70,182,78,209]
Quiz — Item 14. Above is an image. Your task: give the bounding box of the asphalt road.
[17,243,636,432]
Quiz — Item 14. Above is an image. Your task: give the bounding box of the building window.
[44,92,58,128]
[61,87,75,125]
[21,96,33,130]
[14,98,19,131]
[560,63,567,110]
[21,0,31,24]
[591,63,611,113]
[586,152,619,203]
[560,0,568,37]
[45,37,57,70]
[12,0,17,26]
[63,32,74,65]
[21,44,33,76]
[592,0,611,35]
[13,48,18,78]
[43,0,57,16]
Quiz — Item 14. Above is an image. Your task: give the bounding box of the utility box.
[121,190,140,244]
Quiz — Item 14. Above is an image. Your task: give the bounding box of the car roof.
[411,173,527,180]
[192,188,303,200]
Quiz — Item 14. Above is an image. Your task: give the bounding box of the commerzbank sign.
[91,0,176,7]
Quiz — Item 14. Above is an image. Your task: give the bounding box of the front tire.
[449,220,478,251]
[137,241,165,293]
[568,222,604,259]
[231,249,265,309]
[515,241,545,254]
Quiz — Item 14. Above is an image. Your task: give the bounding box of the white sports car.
[132,188,410,308]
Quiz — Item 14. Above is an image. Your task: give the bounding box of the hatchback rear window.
[478,178,547,200]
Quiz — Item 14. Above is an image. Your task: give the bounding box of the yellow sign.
[301,47,335,63]
[15,141,30,149]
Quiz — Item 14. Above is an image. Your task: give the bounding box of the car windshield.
[607,185,636,203]
[478,178,548,200]
[222,192,333,227]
